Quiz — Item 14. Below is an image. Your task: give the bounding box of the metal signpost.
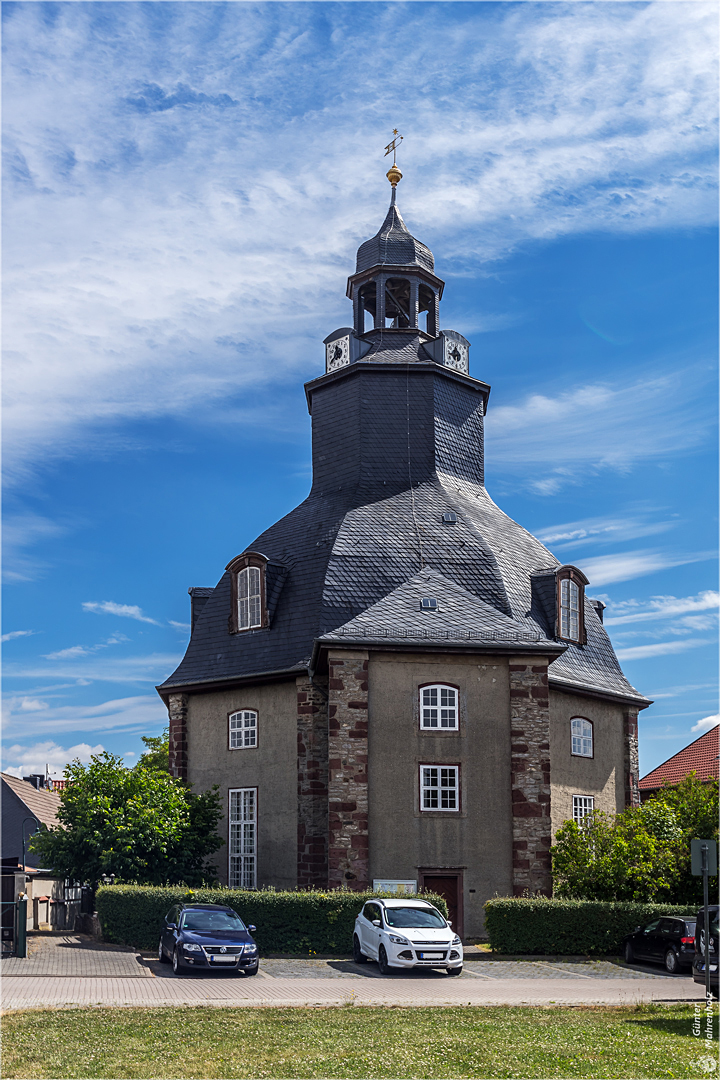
[691,838,718,1001]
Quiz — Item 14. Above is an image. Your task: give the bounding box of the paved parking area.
[2,934,153,978]
[2,935,704,1009]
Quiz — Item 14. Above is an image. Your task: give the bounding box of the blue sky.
[3,1,718,780]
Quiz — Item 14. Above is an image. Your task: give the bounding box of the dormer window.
[226,552,267,633]
[556,566,588,644]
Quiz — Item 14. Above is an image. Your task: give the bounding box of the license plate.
[419,952,443,960]
[210,956,236,963]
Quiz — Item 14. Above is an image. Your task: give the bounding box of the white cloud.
[2,511,68,582]
[604,591,720,625]
[615,639,712,661]
[2,694,168,737]
[535,512,677,550]
[3,1,716,481]
[692,715,720,734]
[2,740,105,779]
[575,550,716,587]
[1,630,35,643]
[3,652,181,686]
[82,601,160,625]
[488,371,714,492]
[168,620,191,632]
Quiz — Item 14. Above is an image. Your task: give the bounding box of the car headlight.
[244,943,258,954]
[388,934,409,945]
[182,943,202,952]
[452,935,461,946]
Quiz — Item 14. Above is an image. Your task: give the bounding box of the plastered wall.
[186,681,298,889]
[549,689,625,835]
[366,651,514,938]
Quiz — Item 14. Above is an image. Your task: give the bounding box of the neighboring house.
[1,773,61,869]
[156,168,651,937]
[639,726,719,802]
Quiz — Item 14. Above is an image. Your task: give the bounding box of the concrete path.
[2,934,705,1010]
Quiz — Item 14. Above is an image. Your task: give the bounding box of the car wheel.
[447,966,463,976]
[377,945,393,975]
[172,948,183,976]
[665,949,680,974]
[624,942,634,964]
[353,935,368,964]
[158,939,169,964]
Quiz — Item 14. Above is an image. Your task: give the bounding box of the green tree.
[134,728,170,774]
[644,773,719,905]
[31,751,222,886]
[551,808,676,901]
[551,774,719,904]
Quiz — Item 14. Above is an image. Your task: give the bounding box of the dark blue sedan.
[158,902,259,976]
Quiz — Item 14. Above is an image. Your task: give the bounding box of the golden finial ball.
[386,163,403,187]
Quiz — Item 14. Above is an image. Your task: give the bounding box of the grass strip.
[2,1004,717,1079]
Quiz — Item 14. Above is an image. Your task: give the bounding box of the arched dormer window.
[226,552,267,633]
[556,565,589,644]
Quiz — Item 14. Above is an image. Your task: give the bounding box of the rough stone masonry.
[327,650,369,890]
[509,658,552,896]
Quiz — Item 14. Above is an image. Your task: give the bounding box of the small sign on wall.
[373,879,417,895]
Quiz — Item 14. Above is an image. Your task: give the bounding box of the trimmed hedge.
[484,897,698,955]
[96,885,448,954]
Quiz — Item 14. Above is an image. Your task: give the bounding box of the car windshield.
[383,906,447,929]
[180,910,245,932]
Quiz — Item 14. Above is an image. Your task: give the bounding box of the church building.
[157,158,650,938]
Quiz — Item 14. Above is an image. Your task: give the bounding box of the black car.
[692,905,719,997]
[624,916,697,973]
[158,903,259,976]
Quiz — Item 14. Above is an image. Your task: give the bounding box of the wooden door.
[421,873,463,939]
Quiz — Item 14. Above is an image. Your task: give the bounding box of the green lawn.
[2,1005,716,1079]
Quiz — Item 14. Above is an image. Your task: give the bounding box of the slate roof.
[320,568,561,652]
[639,727,719,791]
[355,202,434,275]
[1,773,61,829]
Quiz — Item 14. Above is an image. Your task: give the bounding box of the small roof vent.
[420,597,438,611]
[442,512,457,524]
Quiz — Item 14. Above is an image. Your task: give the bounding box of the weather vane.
[384,130,403,193]
[384,129,403,165]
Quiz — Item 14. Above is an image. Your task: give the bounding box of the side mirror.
[247,925,256,933]
[372,919,381,927]
[166,922,177,930]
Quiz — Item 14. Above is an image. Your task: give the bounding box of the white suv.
[353,898,463,975]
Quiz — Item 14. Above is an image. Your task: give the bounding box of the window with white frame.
[420,765,459,811]
[420,685,458,730]
[560,577,581,641]
[229,788,257,889]
[237,566,262,630]
[572,795,594,823]
[229,710,258,750]
[571,717,593,758]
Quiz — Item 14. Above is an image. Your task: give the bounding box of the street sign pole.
[691,837,717,1005]
[702,842,710,1001]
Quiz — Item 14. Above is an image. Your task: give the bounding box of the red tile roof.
[639,726,720,791]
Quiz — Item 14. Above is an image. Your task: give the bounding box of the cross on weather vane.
[384,130,403,165]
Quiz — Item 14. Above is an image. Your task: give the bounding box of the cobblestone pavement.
[1,934,153,978]
[2,936,703,1009]
[2,974,703,1010]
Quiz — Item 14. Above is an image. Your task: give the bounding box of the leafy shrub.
[96,885,448,954]
[551,774,719,904]
[484,897,697,955]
